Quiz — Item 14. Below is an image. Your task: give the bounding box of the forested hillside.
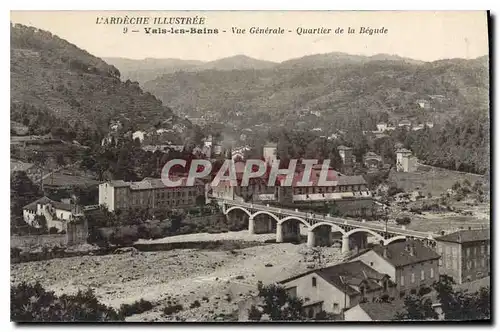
[10,23,192,146]
[143,56,488,130]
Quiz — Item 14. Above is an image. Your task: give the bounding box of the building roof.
[435,229,490,244]
[23,196,53,210]
[107,180,130,188]
[337,145,352,151]
[337,175,367,186]
[350,240,440,268]
[11,160,35,173]
[279,261,387,296]
[264,142,278,148]
[356,301,405,321]
[395,148,412,154]
[23,196,73,211]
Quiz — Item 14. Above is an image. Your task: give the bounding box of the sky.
[10,11,489,63]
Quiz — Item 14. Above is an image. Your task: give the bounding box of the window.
[370,262,374,267]
[481,245,485,254]
[312,277,317,287]
[411,273,415,284]
[430,268,434,278]
[421,270,425,281]
[481,258,485,267]
[401,276,405,286]
[466,248,470,257]
[467,261,472,270]
[333,303,339,313]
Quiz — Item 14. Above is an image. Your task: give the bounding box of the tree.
[248,283,307,321]
[433,275,490,321]
[11,282,123,322]
[195,195,206,207]
[394,295,438,320]
[11,171,41,222]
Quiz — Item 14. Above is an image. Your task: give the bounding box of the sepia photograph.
[9,10,491,323]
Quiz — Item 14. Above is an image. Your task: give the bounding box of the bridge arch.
[310,222,346,235]
[345,228,384,241]
[250,211,280,223]
[383,236,407,245]
[278,216,311,228]
[225,206,251,217]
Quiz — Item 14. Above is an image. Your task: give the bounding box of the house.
[279,261,395,318]
[416,99,431,109]
[363,152,382,169]
[337,145,353,166]
[435,228,490,284]
[344,301,404,321]
[398,119,412,128]
[99,177,205,212]
[132,130,146,143]
[396,148,418,172]
[348,240,440,298]
[263,142,278,166]
[376,123,387,132]
[22,196,83,232]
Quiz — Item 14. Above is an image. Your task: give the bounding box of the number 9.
[123,27,128,34]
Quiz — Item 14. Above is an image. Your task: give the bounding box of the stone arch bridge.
[218,199,436,253]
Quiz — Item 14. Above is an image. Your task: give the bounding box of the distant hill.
[196,55,277,71]
[278,52,425,69]
[142,55,489,131]
[103,57,204,84]
[10,23,193,144]
[106,54,277,84]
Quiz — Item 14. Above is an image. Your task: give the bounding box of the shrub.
[248,305,262,321]
[11,282,122,322]
[418,286,432,296]
[388,186,404,197]
[189,300,201,309]
[119,299,153,317]
[48,226,59,234]
[163,304,183,316]
[395,216,411,225]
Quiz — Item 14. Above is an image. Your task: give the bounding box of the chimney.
[468,226,472,230]
[405,242,411,252]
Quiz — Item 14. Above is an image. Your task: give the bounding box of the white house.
[132,130,146,143]
[376,123,388,132]
[279,261,395,318]
[22,196,82,232]
[348,240,440,297]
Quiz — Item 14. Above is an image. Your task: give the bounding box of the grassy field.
[407,213,489,234]
[388,165,485,197]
